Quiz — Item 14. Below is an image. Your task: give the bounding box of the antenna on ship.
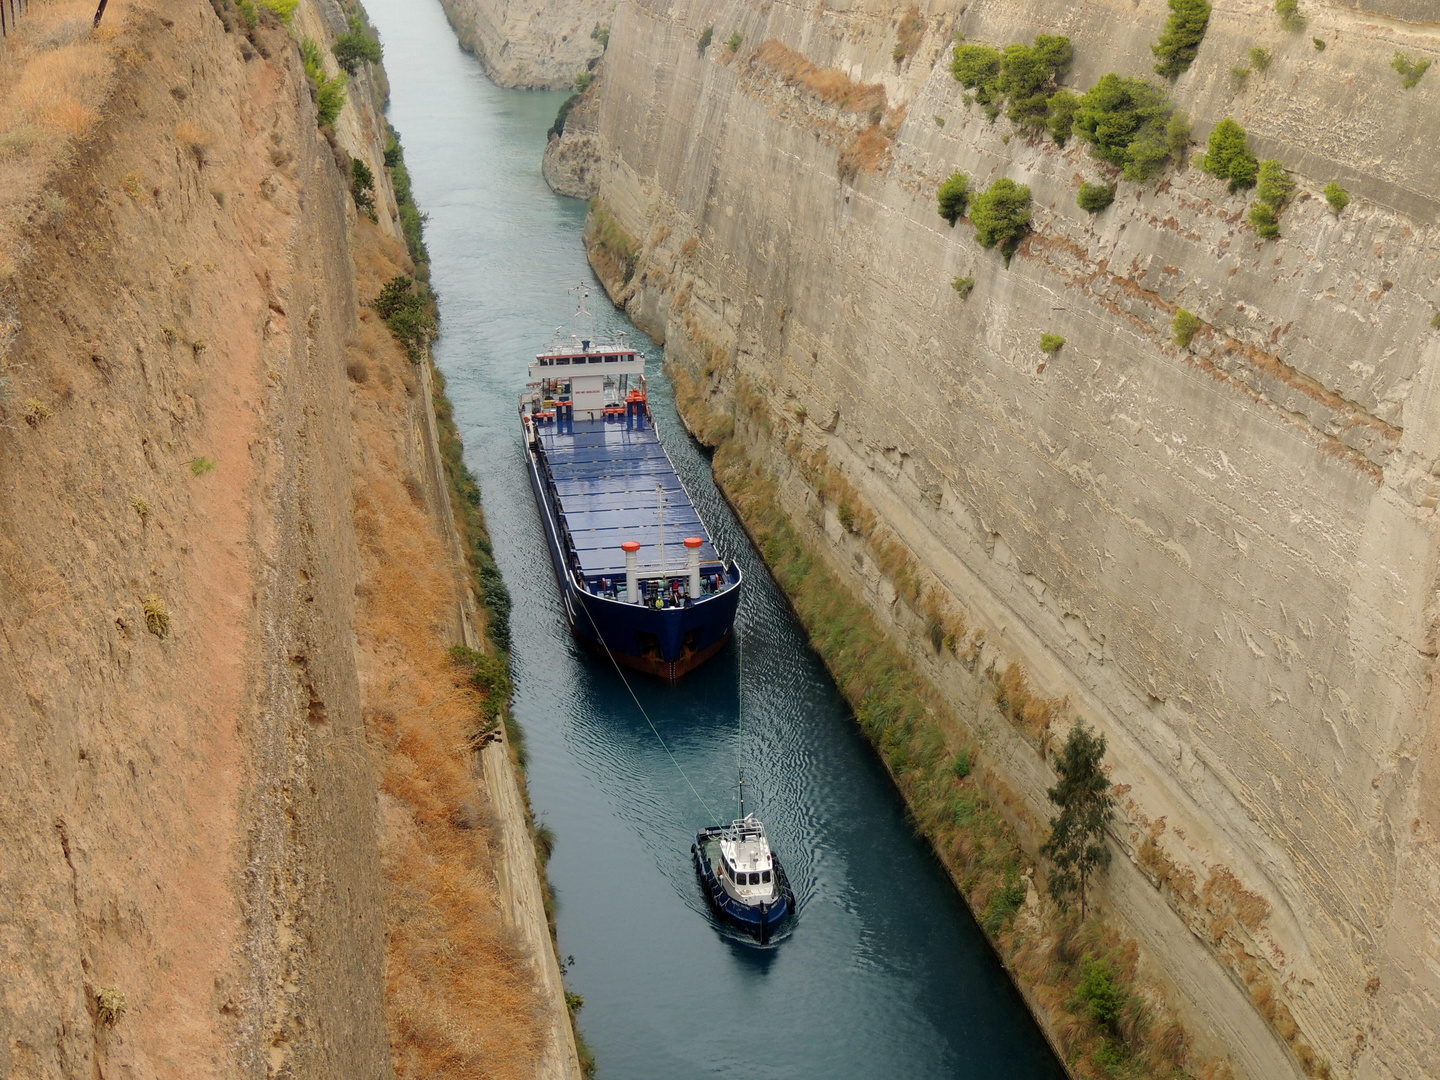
[570,281,595,347]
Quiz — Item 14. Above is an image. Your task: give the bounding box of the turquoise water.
[363,3,1066,1076]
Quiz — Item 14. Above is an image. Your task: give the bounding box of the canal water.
[364,3,1066,1077]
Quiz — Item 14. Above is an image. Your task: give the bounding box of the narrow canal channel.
[366,3,1067,1076]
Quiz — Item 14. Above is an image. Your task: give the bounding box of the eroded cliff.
[439,0,611,88]
[0,1,572,1077]
[567,1,1440,1078]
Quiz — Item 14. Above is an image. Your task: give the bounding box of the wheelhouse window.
[761,870,771,883]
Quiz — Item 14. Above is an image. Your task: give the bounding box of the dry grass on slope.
[350,223,542,1080]
[750,38,887,114]
[0,0,135,279]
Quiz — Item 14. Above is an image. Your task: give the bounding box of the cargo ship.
[519,290,741,679]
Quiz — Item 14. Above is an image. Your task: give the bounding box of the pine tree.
[1040,720,1114,918]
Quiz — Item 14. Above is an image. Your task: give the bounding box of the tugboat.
[519,286,742,680]
[693,813,795,943]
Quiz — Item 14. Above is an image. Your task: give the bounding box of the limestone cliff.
[439,0,612,88]
[573,1,1440,1078]
[0,1,573,1077]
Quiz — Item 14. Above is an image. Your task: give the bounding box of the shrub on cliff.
[970,177,1032,259]
[1040,720,1114,919]
[1275,0,1306,31]
[1040,333,1065,354]
[1076,182,1115,213]
[1172,308,1202,348]
[997,35,1072,127]
[1392,52,1431,89]
[936,172,970,225]
[952,43,1003,116]
[1248,159,1295,239]
[333,25,382,75]
[548,94,579,139]
[351,156,376,220]
[697,26,713,55]
[1073,74,1175,182]
[1324,181,1349,214]
[300,37,347,128]
[1201,117,1258,191]
[1151,0,1211,79]
[374,275,436,362]
[1046,89,1078,144]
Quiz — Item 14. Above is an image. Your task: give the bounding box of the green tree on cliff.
[1040,720,1114,919]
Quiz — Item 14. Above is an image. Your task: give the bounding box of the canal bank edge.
[588,259,1209,1080]
[354,5,591,1076]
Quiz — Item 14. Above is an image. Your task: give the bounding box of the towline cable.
[576,600,723,825]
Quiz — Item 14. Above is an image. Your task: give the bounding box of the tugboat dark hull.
[692,832,795,943]
[523,411,741,681]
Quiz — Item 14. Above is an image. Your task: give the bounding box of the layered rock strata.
[572,1,1440,1078]
[439,0,611,88]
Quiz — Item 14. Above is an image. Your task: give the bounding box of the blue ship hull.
[523,409,741,680]
[692,833,795,943]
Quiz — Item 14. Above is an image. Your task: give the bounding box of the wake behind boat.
[520,288,741,679]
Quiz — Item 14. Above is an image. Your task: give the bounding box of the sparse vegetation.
[1392,52,1431,88]
[1039,720,1114,918]
[998,35,1073,128]
[1201,117,1258,191]
[301,38,347,128]
[332,19,383,76]
[1313,37,1326,51]
[1230,65,1251,87]
[1256,162,1291,206]
[189,456,217,476]
[698,26,713,55]
[589,200,640,283]
[1040,333,1065,354]
[95,987,127,1026]
[1152,0,1212,79]
[727,30,742,53]
[952,35,1072,128]
[1249,46,1271,71]
[893,6,924,64]
[192,338,208,356]
[936,172,970,225]
[130,497,151,521]
[1276,0,1306,31]
[1324,181,1349,214]
[373,275,437,362]
[1073,74,1178,181]
[143,595,171,639]
[384,127,429,267]
[1248,201,1280,239]
[548,94,579,139]
[574,70,593,93]
[1173,308,1202,348]
[969,177,1032,259]
[23,398,52,426]
[1046,88,1077,144]
[932,114,946,127]
[951,275,975,299]
[351,156,376,220]
[1077,182,1116,213]
[591,23,609,49]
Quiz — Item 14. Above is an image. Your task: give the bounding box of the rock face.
[578,0,1440,1078]
[543,80,603,199]
[439,0,610,88]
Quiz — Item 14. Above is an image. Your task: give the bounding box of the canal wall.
[560,1,1440,1079]
[437,0,611,89]
[0,1,575,1078]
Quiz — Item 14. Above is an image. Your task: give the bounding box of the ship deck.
[534,416,720,579]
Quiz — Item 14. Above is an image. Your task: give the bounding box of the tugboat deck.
[537,417,720,578]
